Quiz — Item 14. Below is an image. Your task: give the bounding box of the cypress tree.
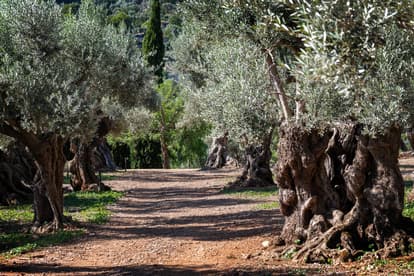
[142,0,165,80]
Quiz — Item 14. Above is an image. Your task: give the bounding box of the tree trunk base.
[229,176,274,188]
[276,223,414,263]
[30,134,66,231]
[229,143,274,188]
[274,123,414,263]
[93,138,117,171]
[68,141,111,192]
[30,215,73,234]
[205,133,229,169]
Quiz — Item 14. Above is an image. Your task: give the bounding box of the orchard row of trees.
[1,0,414,264]
[0,0,207,193]
[0,0,158,230]
[0,0,208,231]
[57,0,208,171]
[173,0,414,263]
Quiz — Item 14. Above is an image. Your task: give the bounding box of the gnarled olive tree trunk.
[68,139,110,192]
[68,117,114,192]
[230,130,275,187]
[274,123,414,263]
[68,141,98,191]
[205,132,229,169]
[29,133,66,232]
[95,137,117,171]
[0,143,35,205]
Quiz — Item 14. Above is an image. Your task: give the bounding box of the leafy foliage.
[0,0,152,141]
[133,135,163,168]
[154,80,184,129]
[111,140,131,169]
[108,80,209,169]
[109,10,132,27]
[293,1,414,134]
[176,0,414,136]
[142,0,165,79]
[169,121,210,168]
[108,133,163,168]
[174,30,278,147]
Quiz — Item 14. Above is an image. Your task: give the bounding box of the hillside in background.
[56,0,181,34]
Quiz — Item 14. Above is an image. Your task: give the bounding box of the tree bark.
[0,144,34,205]
[94,138,117,171]
[94,117,117,171]
[265,51,293,122]
[229,130,275,187]
[0,123,67,231]
[407,129,414,150]
[68,116,115,191]
[159,107,171,169]
[205,132,229,169]
[68,140,110,192]
[274,124,414,263]
[160,126,171,169]
[29,133,66,231]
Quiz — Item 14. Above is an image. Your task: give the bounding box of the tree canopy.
[174,32,278,147]
[142,0,165,79]
[175,0,414,134]
[0,0,152,142]
[0,0,153,230]
[172,0,414,261]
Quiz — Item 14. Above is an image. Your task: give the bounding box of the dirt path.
[3,166,414,275]
[1,169,292,275]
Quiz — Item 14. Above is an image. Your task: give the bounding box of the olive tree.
[176,0,414,262]
[272,1,414,262]
[174,31,278,185]
[0,0,151,231]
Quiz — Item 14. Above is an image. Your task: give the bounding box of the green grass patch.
[0,204,33,223]
[255,201,279,210]
[0,190,123,258]
[222,186,278,198]
[368,259,414,274]
[63,173,117,184]
[404,187,414,220]
[64,190,123,223]
[0,191,123,224]
[288,268,308,276]
[400,260,414,271]
[403,200,414,220]
[282,247,297,259]
[1,230,84,258]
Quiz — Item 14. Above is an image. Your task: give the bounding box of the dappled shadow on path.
[1,169,284,274]
[114,169,239,184]
[0,263,327,275]
[94,208,282,241]
[123,186,224,201]
[116,191,255,214]
[86,169,283,242]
